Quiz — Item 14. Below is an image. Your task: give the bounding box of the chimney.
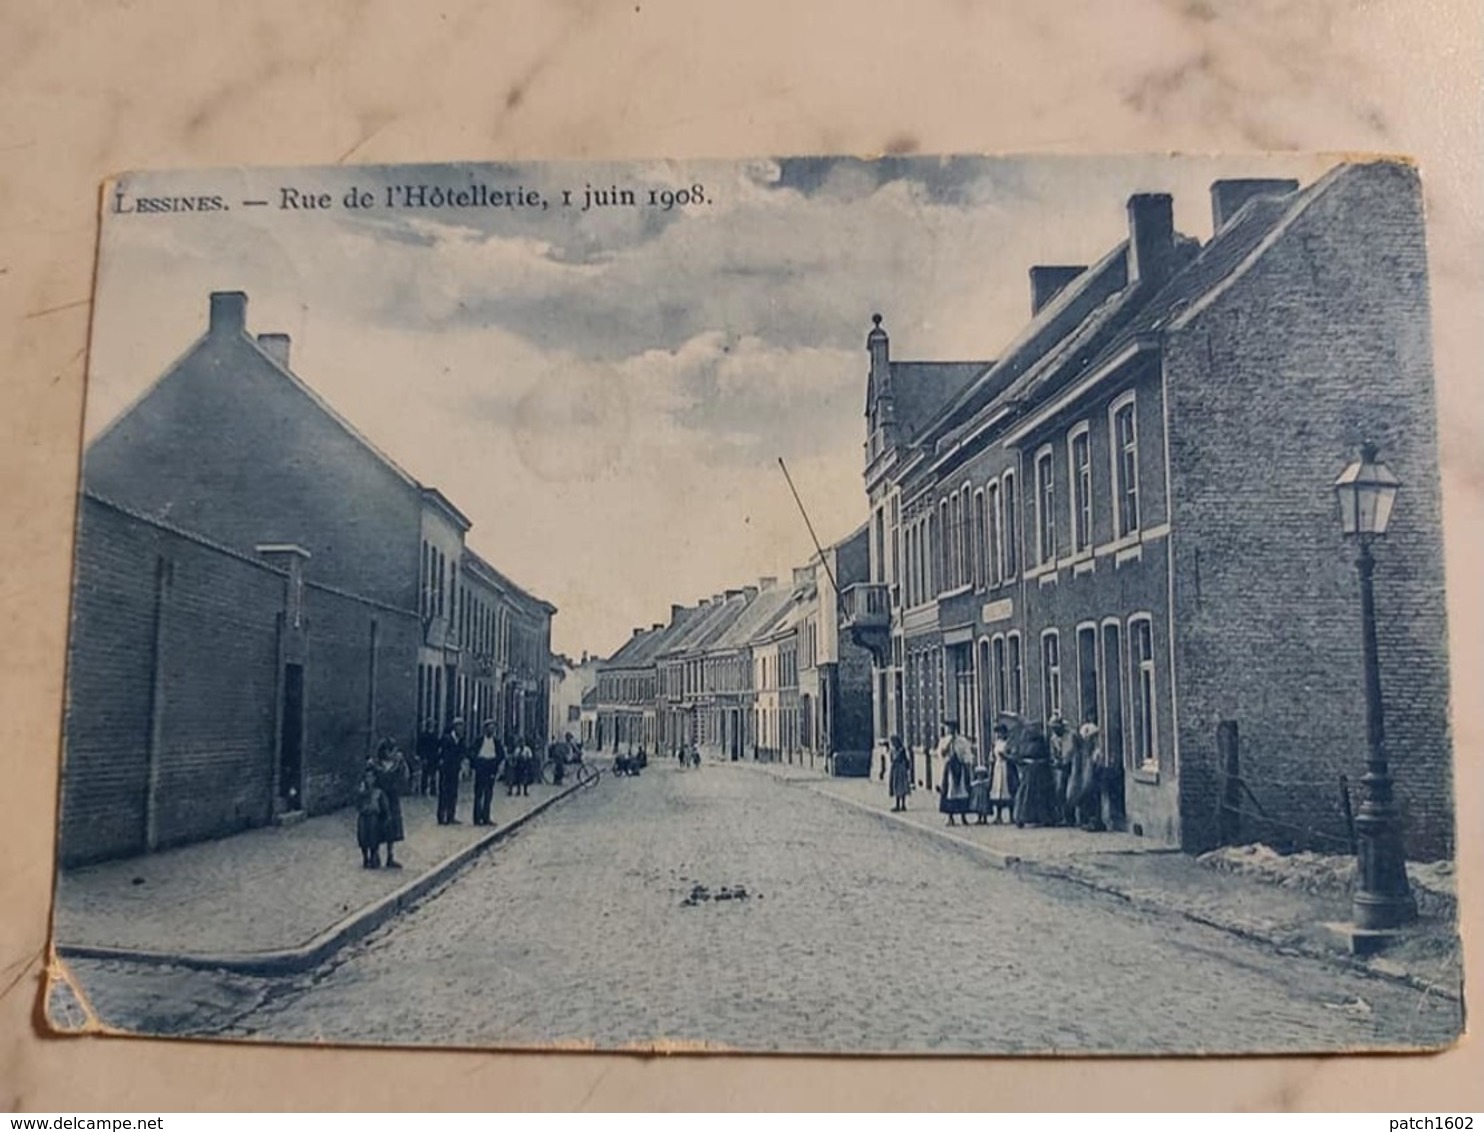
[758,576,777,591]
[1210,178,1300,231]
[1029,266,1086,315]
[209,291,248,336]
[652,623,663,632]
[744,585,759,599]
[257,333,291,368]
[1127,194,1175,288]
[670,603,685,624]
[793,565,813,588]
[632,626,644,638]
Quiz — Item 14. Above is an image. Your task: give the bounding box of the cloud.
[86,153,1344,654]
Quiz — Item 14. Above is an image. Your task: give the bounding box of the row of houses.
[843,160,1453,860]
[594,527,875,771]
[61,291,556,866]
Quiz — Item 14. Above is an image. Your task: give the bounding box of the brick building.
[62,291,554,865]
[847,161,1453,859]
[794,525,876,776]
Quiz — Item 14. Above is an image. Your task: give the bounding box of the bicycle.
[571,759,601,788]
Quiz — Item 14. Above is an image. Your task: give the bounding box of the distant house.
[62,291,555,865]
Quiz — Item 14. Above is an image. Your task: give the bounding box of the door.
[279,663,305,812]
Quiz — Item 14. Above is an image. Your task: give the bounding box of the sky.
[85,153,1339,657]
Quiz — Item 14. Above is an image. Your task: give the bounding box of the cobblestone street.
[67,761,1462,1054]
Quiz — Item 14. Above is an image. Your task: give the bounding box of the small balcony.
[840,583,891,661]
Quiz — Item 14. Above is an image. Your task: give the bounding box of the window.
[1077,624,1099,726]
[1070,425,1093,554]
[946,494,959,589]
[960,485,973,586]
[873,507,886,584]
[992,635,1008,719]
[1007,632,1024,716]
[1002,471,1019,578]
[1112,395,1141,537]
[928,509,940,597]
[972,489,986,588]
[890,496,901,595]
[985,482,1000,587]
[1130,615,1157,769]
[1041,630,1062,722]
[1035,447,1056,565]
[939,499,950,592]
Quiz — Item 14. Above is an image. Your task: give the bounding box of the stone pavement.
[52,771,586,962]
[731,756,1463,1000]
[196,756,1459,1053]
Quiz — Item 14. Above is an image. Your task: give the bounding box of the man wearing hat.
[436,717,468,825]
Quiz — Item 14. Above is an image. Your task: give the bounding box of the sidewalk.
[52,772,588,974]
[730,756,1463,1001]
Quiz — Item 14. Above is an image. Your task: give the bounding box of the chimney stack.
[758,576,777,591]
[1127,194,1175,288]
[1029,266,1086,315]
[209,291,248,336]
[257,333,291,368]
[670,603,685,624]
[1210,178,1299,231]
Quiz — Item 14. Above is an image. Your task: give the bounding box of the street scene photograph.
[47,154,1462,1055]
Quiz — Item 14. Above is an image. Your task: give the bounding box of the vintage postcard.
[46,154,1462,1055]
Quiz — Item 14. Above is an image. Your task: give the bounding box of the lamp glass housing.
[1334,447,1400,537]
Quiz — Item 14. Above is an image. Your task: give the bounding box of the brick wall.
[61,496,283,865]
[1167,161,1453,860]
[1017,355,1181,845]
[834,641,876,754]
[61,495,423,866]
[300,583,421,815]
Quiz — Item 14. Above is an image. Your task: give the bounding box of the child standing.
[356,764,388,869]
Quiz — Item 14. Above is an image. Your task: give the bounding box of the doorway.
[279,663,305,812]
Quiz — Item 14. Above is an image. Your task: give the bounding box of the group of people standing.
[413,719,562,828]
[356,721,577,866]
[884,713,1125,832]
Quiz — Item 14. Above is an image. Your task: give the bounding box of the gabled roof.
[1003,166,1346,431]
[92,321,427,495]
[910,239,1135,453]
[602,602,705,670]
[659,595,750,659]
[462,545,557,615]
[752,590,805,644]
[710,586,796,652]
[888,361,992,445]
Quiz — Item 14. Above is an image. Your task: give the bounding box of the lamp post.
[1333,443,1416,937]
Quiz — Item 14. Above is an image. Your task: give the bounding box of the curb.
[759,768,1463,1005]
[55,777,592,977]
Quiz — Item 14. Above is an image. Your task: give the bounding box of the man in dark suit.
[436,718,468,825]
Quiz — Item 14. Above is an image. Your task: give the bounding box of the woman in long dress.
[936,722,973,826]
[373,739,409,869]
[888,735,912,812]
[1011,724,1057,827]
[988,725,1014,823]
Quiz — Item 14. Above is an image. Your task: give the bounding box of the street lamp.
[1333,443,1416,942]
